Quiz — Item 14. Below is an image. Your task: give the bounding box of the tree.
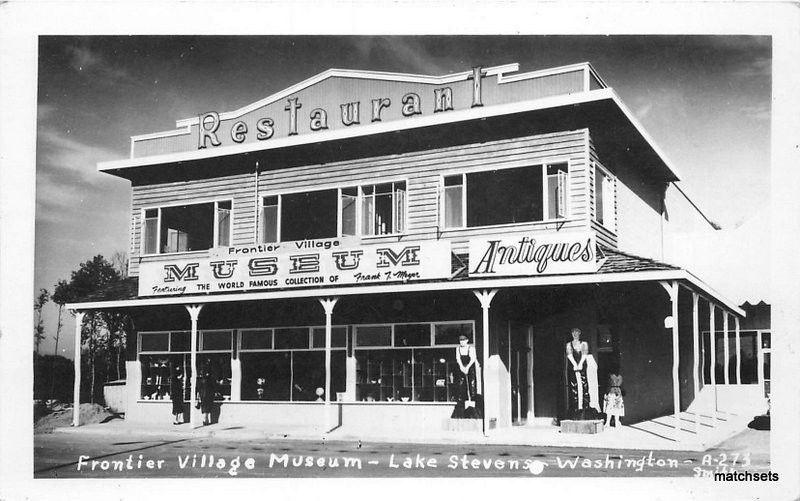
[34,288,50,355]
[51,279,77,399]
[62,255,125,403]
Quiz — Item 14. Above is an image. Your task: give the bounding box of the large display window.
[238,326,347,401]
[354,321,474,403]
[138,331,191,401]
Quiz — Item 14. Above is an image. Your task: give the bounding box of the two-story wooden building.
[67,62,747,438]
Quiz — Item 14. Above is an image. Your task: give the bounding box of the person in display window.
[451,334,480,418]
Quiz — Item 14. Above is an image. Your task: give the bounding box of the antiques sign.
[468,232,598,277]
[138,239,452,296]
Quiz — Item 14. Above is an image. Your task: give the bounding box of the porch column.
[709,302,717,426]
[735,317,742,385]
[723,312,730,385]
[186,304,203,428]
[473,289,498,435]
[692,292,700,435]
[71,311,86,427]
[319,297,339,433]
[659,281,681,438]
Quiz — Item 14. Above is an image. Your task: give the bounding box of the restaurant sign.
[138,239,452,297]
[468,232,598,277]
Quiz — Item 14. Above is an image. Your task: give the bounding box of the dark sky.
[34,35,770,357]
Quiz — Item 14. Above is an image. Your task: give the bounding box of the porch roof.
[66,247,743,316]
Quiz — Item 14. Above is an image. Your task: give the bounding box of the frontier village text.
[72,451,744,476]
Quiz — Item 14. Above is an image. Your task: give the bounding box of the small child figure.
[603,374,625,430]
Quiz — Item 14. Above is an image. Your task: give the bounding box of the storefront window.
[138,331,191,401]
[141,200,233,255]
[355,321,473,402]
[238,325,346,401]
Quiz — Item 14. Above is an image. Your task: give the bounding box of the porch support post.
[319,297,339,433]
[659,281,681,438]
[709,302,717,426]
[692,292,700,435]
[473,289,498,436]
[735,316,742,385]
[723,312,730,385]
[186,304,203,428]
[72,311,86,427]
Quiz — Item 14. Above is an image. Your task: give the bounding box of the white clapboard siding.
[129,129,592,276]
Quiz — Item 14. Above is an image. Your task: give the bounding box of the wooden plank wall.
[129,129,592,276]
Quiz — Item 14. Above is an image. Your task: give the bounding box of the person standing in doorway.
[170,364,184,425]
[198,360,216,426]
[451,334,479,418]
[566,328,591,419]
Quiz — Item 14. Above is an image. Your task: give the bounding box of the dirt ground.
[34,403,117,434]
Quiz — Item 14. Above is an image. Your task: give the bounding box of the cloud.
[739,103,770,121]
[64,43,133,85]
[731,56,771,78]
[635,102,653,119]
[37,126,121,181]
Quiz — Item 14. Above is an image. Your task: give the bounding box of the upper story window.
[442,162,569,229]
[595,166,616,232]
[142,200,232,255]
[261,181,406,242]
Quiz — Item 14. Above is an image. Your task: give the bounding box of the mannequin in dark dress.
[170,365,184,425]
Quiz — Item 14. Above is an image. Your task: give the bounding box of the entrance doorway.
[509,323,532,424]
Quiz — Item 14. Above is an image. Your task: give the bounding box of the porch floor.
[56,410,753,452]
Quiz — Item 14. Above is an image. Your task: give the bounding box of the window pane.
[140,354,189,400]
[216,204,231,247]
[274,327,309,349]
[547,163,568,219]
[198,353,232,399]
[241,351,290,401]
[312,327,347,348]
[144,217,158,254]
[170,331,190,352]
[262,203,278,243]
[201,330,232,351]
[466,166,543,227]
[434,323,474,345]
[293,350,346,402]
[280,190,338,241]
[595,169,605,225]
[602,174,615,230]
[444,175,463,187]
[140,332,169,352]
[761,332,770,349]
[355,349,412,402]
[160,203,214,253]
[739,331,758,384]
[375,191,393,235]
[356,325,391,347]
[394,324,431,347]
[341,193,357,236]
[361,192,374,235]
[395,184,405,233]
[444,185,463,228]
[240,329,272,350]
[413,347,460,402]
